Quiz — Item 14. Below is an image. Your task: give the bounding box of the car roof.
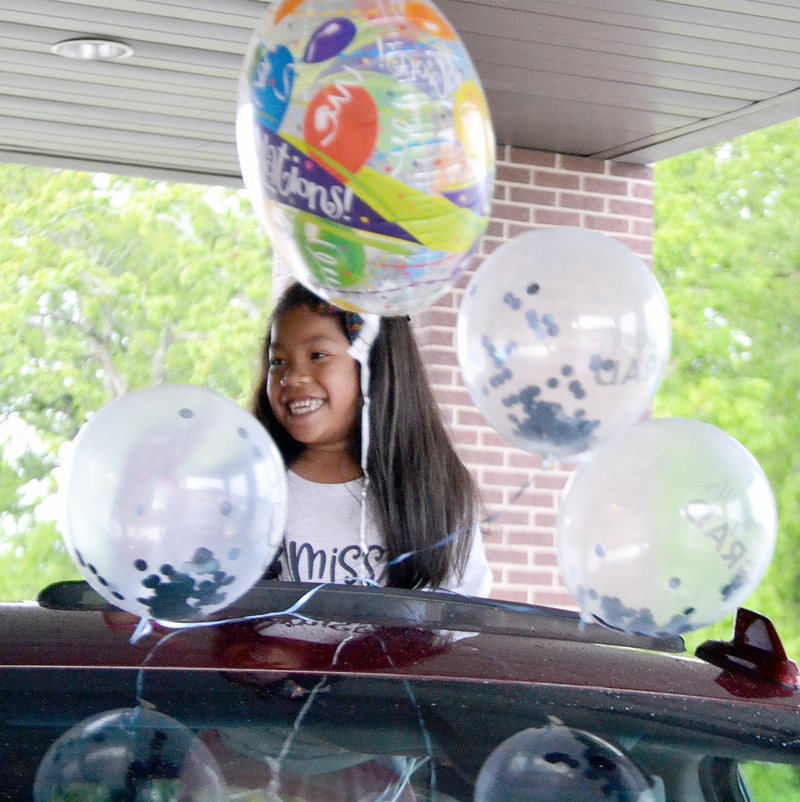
[3,580,798,707]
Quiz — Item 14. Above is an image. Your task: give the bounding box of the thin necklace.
[336,461,365,505]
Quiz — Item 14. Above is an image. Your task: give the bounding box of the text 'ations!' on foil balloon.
[236,0,496,316]
[34,706,227,802]
[62,384,287,624]
[475,723,657,802]
[556,418,778,638]
[457,227,671,461]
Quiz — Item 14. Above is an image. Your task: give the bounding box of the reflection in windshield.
[475,722,657,802]
[33,706,228,801]
[206,721,421,802]
[207,619,444,800]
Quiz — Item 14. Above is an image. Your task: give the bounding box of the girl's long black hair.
[250,282,482,589]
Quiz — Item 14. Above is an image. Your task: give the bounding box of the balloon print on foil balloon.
[457,228,671,460]
[475,723,656,802]
[34,707,227,802]
[556,418,778,637]
[237,0,495,315]
[62,385,287,623]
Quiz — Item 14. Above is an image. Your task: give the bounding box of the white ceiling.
[3,0,800,186]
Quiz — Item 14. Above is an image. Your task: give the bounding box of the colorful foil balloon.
[34,707,227,802]
[62,385,287,623]
[556,418,778,637]
[237,0,495,315]
[457,228,671,460]
[475,723,656,802]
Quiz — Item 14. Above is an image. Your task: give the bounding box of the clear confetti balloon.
[475,723,657,802]
[34,707,227,802]
[237,0,495,315]
[457,228,671,460]
[556,418,778,637]
[62,385,287,623]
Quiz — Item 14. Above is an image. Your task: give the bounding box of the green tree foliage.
[654,119,800,657]
[0,164,273,601]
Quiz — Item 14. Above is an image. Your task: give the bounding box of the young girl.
[250,281,491,596]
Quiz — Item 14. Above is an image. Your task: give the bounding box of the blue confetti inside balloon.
[457,228,671,461]
[556,417,777,637]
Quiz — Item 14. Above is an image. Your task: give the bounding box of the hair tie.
[314,301,364,343]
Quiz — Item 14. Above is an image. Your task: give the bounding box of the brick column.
[414,145,654,606]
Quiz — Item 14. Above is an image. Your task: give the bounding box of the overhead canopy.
[2,0,800,184]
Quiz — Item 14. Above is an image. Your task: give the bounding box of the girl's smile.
[287,398,324,415]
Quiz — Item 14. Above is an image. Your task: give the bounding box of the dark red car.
[1,580,798,801]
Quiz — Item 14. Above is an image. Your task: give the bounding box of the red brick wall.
[414,146,654,606]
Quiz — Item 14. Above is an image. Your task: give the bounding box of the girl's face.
[266,305,361,457]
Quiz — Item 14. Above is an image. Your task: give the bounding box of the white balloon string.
[347,313,380,584]
[374,635,436,796]
[266,674,331,800]
[132,581,333,706]
[384,470,539,573]
[262,584,425,802]
[138,581,325,636]
[131,617,154,643]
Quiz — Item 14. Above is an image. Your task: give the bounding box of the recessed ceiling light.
[51,38,134,61]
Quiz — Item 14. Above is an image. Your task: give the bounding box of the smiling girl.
[250,281,491,595]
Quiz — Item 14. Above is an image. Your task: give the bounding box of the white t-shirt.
[277,471,492,597]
